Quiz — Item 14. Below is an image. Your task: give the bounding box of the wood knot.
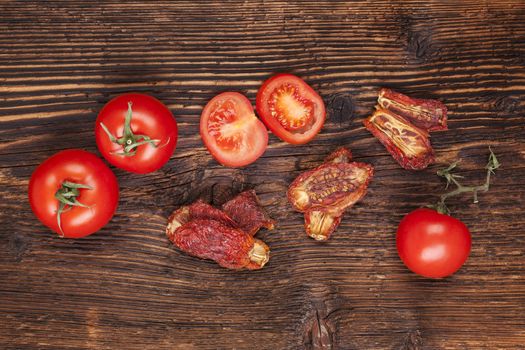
[210,181,245,206]
[398,14,438,61]
[400,329,423,350]
[8,233,29,262]
[304,309,334,350]
[186,175,245,206]
[493,95,519,114]
[326,93,355,126]
[407,30,436,60]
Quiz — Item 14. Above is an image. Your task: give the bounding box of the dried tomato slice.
[222,190,275,236]
[170,218,269,270]
[186,200,237,226]
[166,200,237,241]
[166,206,190,242]
[166,192,274,270]
[377,88,448,132]
[289,162,374,212]
[304,208,343,241]
[324,147,352,164]
[288,148,374,241]
[364,108,434,170]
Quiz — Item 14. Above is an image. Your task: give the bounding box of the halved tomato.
[256,74,325,145]
[200,92,268,167]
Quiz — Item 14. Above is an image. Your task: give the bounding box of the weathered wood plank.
[1,1,524,349]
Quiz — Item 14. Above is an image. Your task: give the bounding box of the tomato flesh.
[200,92,268,167]
[269,83,314,131]
[208,99,247,151]
[396,208,471,278]
[256,74,325,144]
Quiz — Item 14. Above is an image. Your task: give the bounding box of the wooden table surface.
[1,1,524,349]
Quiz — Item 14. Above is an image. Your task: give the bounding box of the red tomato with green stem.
[256,73,325,144]
[396,150,500,278]
[95,93,178,174]
[397,208,471,278]
[28,149,119,238]
[200,92,268,167]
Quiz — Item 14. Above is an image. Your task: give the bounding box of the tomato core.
[269,83,314,131]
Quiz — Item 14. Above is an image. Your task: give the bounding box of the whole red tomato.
[95,93,178,173]
[29,149,119,238]
[396,208,471,278]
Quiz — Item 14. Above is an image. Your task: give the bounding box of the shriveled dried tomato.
[303,208,343,241]
[222,190,275,236]
[166,192,274,270]
[365,88,447,170]
[288,148,374,241]
[166,200,237,242]
[323,146,352,164]
[364,108,434,170]
[169,219,269,270]
[377,88,448,132]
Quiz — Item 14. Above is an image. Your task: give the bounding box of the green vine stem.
[432,148,500,214]
[100,102,164,157]
[55,181,92,236]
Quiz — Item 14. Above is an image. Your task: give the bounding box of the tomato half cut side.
[200,92,268,167]
[256,73,326,145]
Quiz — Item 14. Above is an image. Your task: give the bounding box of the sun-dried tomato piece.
[364,108,434,170]
[221,190,275,236]
[288,148,374,241]
[377,88,448,132]
[288,162,374,212]
[304,208,343,241]
[186,200,237,227]
[166,206,190,242]
[166,192,274,270]
[166,200,237,242]
[324,147,352,164]
[169,218,269,270]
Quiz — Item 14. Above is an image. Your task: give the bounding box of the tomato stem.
[433,148,500,214]
[100,102,163,157]
[54,181,92,236]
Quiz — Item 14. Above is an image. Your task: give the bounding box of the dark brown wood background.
[1,1,524,349]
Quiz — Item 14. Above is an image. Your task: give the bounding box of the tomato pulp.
[28,149,119,238]
[396,208,471,278]
[200,92,268,167]
[256,74,325,144]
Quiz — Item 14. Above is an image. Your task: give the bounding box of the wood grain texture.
[1,1,524,349]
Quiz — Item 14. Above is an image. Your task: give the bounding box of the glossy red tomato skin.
[256,73,326,145]
[200,92,268,167]
[396,208,471,278]
[95,93,178,174]
[28,149,119,238]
